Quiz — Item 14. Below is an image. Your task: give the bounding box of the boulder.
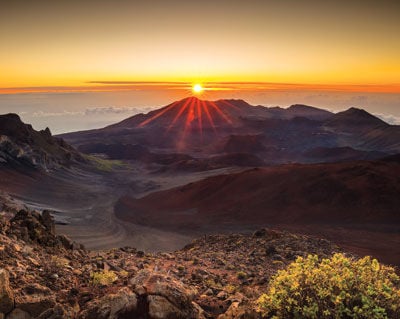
[56,235,73,250]
[40,211,55,235]
[252,228,281,240]
[130,270,204,319]
[147,295,185,319]
[0,269,14,314]
[15,284,56,318]
[5,308,32,319]
[79,287,137,319]
[36,304,70,319]
[22,284,51,296]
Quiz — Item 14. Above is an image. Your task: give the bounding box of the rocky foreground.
[0,206,341,319]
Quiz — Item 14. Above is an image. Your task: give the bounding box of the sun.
[192,83,203,94]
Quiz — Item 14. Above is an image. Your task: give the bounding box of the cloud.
[32,110,84,117]
[84,106,152,115]
[374,113,400,125]
[31,106,154,118]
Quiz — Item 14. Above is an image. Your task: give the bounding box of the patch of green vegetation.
[85,155,128,172]
[258,253,400,319]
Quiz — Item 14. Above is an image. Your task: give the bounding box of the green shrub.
[257,253,400,318]
[90,270,118,286]
[237,271,247,280]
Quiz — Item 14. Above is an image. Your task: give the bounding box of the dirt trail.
[3,164,242,252]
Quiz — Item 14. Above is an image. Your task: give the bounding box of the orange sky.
[1,0,399,90]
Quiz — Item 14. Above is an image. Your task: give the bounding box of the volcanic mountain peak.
[327,107,388,127]
[108,97,250,130]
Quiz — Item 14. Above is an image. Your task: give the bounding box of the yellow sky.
[1,0,399,89]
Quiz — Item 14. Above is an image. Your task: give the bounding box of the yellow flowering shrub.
[90,270,118,286]
[257,253,400,318]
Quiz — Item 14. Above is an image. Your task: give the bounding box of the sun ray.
[177,97,197,150]
[201,100,217,134]
[138,96,237,149]
[195,98,203,141]
[167,97,193,131]
[138,100,179,127]
[209,101,233,124]
[218,99,241,111]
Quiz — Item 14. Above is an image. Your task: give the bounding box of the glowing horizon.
[1,82,400,95]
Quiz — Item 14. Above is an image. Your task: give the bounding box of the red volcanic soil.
[115,158,400,265]
[116,159,400,227]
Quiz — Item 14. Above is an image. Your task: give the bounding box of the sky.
[0,0,399,133]
[1,0,400,87]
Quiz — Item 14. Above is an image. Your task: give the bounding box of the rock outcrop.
[79,288,137,319]
[0,269,14,314]
[0,113,84,170]
[3,210,81,250]
[131,270,204,319]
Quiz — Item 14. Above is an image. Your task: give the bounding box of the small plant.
[177,264,185,272]
[257,253,400,319]
[205,278,222,289]
[90,270,118,286]
[50,256,69,268]
[237,271,247,280]
[224,284,237,294]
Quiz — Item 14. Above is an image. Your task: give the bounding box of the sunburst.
[137,96,240,149]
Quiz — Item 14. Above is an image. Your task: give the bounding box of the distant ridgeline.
[58,98,400,167]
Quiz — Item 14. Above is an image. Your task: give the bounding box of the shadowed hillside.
[116,157,400,265]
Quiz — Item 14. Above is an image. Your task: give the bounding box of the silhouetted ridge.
[286,104,333,120]
[326,107,388,128]
[59,98,400,161]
